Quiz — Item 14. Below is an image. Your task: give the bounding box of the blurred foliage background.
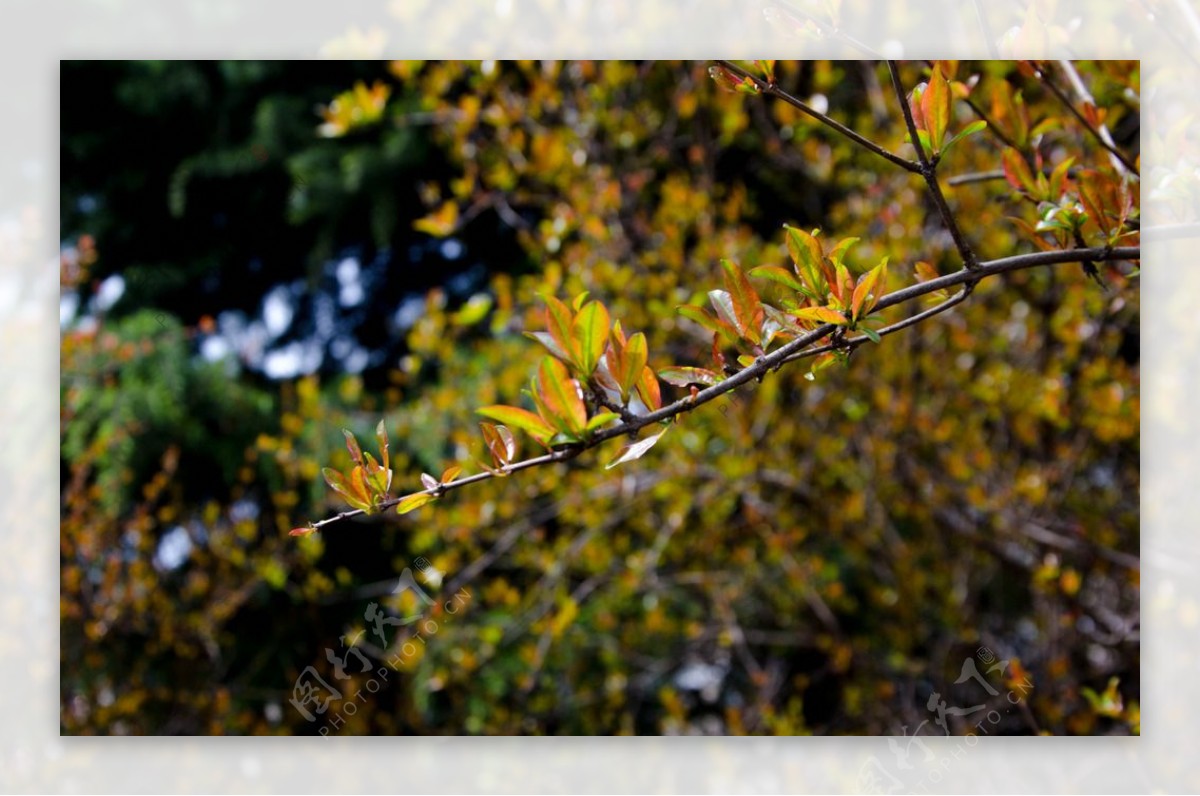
[60,59,1139,736]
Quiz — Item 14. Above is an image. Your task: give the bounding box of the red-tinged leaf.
[922,64,952,153]
[749,264,808,295]
[480,422,517,465]
[289,527,317,537]
[349,465,376,511]
[420,472,439,490]
[913,261,947,298]
[343,429,364,466]
[477,405,555,442]
[1002,148,1037,195]
[616,332,648,400]
[708,64,741,92]
[396,492,437,515]
[908,83,928,134]
[375,419,390,473]
[721,259,763,344]
[323,467,371,511]
[658,366,722,387]
[1007,217,1059,251]
[525,331,571,363]
[793,306,848,325]
[571,301,610,377]
[636,365,662,412]
[440,465,463,484]
[543,295,575,362]
[606,426,669,469]
[585,411,619,433]
[537,357,588,437]
[851,257,888,321]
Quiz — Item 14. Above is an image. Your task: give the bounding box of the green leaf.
[606,426,669,469]
[477,405,555,442]
[615,332,648,401]
[749,264,809,295]
[585,411,619,433]
[678,304,739,344]
[785,225,825,293]
[375,419,390,473]
[572,301,610,377]
[941,119,986,156]
[396,492,437,515]
[860,326,882,344]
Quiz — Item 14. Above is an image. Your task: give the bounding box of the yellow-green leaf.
[536,357,587,437]
[477,405,555,442]
[922,64,952,153]
[396,492,437,515]
[571,300,610,377]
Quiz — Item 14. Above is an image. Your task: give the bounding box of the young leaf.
[749,264,809,295]
[859,326,882,344]
[941,119,987,156]
[1002,148,1037,195]
[571,301,611,377]
[375,419,390,473]
[396,492,437,515]
[289,526,317,537]
[720,259,764,344]
[658,366,722,388]
[440,465,463,484]
[615,332,648,401]
[636,366,662,412]
[606,426,669,469]
[921,64,952,153]
[480,422,517,465]
[525,330,572,363]
[785,225,825,293]
[420,472,439,491]
[322,467,371,511]
[793,306,848,325]
[851,257,888,321]
[343,429,364,467]
[543,295,575,362]
[476,405,555,442]
[678,304,739,345]
[585,411,619,434]
[536,356,588,437]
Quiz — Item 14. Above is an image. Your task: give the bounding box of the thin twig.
[886,61,981,271]
[304,245,1138,531]
[1032,62,1139,176]
[715,60,920,174]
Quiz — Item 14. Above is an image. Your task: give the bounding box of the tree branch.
[715,60,920,174]
[305,245,1138,532]
[1032,61,1140,176]
[886,60,981,271]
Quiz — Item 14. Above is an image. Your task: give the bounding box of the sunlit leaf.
[922,64,952,153]
[793,306,848,325]
[749,264,808,294]
[658,366,722,387]
[536,357,588,436]
[720,259,764,344]
[636,365,662,412]
[572,301,611,377]
[477,405,555,442]
[343,429,364,466]
[396,492,437,515]
[440,465,463,484]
